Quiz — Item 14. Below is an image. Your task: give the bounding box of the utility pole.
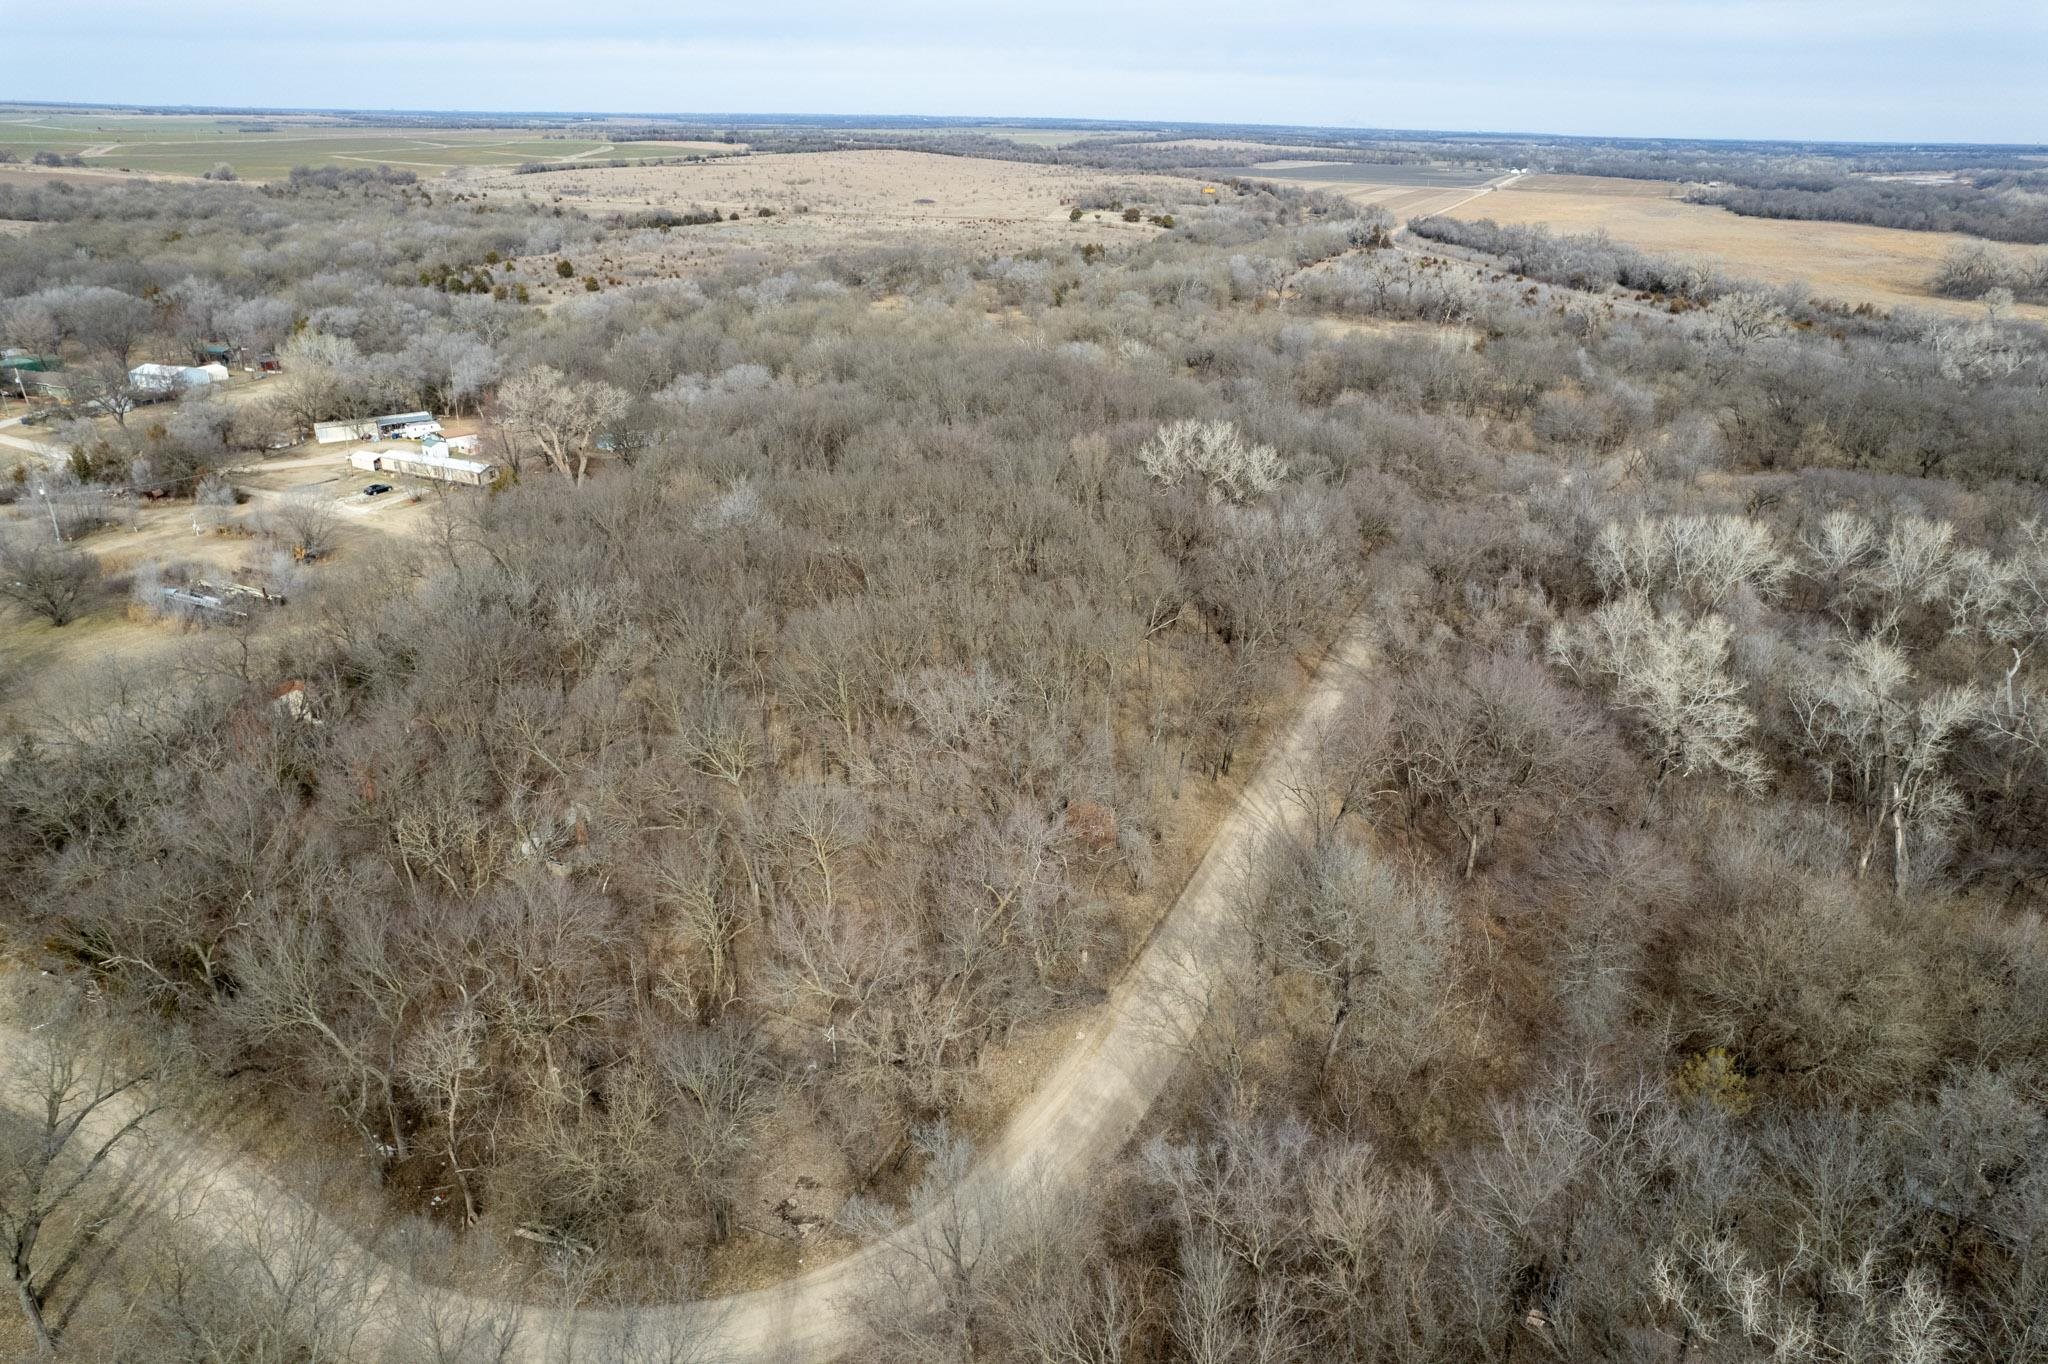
[35,487,62,543]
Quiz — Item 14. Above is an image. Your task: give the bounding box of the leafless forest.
[2,151,2046,1362]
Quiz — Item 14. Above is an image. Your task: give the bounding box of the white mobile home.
[349,445,500,487]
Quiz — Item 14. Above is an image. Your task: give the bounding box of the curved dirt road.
[4,618,1376,1360]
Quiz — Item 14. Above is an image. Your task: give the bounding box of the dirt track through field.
[0,616,1378,1359]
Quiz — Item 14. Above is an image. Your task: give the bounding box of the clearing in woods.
[467,150,1198,288]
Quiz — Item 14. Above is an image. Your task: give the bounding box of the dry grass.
[0,440,442,733]
[1505,173,1680,198]
[1450,174,2048,322]
[467,150,1196,287]
[1261,172,1497,221]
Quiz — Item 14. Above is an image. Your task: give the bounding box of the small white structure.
[421,433,480,456]
[129,363,218,398]
[350,444,500,487]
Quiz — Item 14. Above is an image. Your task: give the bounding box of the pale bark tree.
[1792,636,1982,893]
[1593,514,1790,610]
[493,365,629,483]
[400,1000,490,1224]
[1138,420,1288,505]
[1549,595,1768,813]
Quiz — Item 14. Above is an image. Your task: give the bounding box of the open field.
[468,149,1198,286]
[835,125,1108,148]
[1243,164,1510,222]
[1447,173,2048,321]
[1248,160,1494,188]
[0,112,746,179]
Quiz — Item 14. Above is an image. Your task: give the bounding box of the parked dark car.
[362,483,394,497]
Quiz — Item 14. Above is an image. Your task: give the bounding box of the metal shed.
[314,418,378,444]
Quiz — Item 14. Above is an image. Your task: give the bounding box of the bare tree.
[1592,514,1790,611]
[63,286,153,366]
[2,987,162,1357]
[1792,636,1982,892]
[1138,420,1289,505]
[1858,516,1962,639]
[0,533,105,627]
[261,493,340,560]
[1388,651,1618,877]
[1248,835,1460,1101]
[64,362,143,430]
[400,1000,491,1224]
[841,1122,1004,1361]
[493,365,630,483]
[1550,596,1768,815]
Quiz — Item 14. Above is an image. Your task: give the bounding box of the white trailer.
[350,445,500,487]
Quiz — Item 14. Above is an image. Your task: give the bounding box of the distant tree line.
[1407,214,1729,300]
[1693,174,2048,245]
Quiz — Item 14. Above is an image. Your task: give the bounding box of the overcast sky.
[16,1,2045,143]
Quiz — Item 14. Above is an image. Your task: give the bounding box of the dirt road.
[0,416,66,464]
[0,618,1377,1359]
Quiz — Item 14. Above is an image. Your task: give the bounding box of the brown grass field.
[466,150,1197,287]
[1447,174,2048,322]
[1247,169,1501,223]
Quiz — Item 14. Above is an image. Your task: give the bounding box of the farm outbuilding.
[314,418,378,444]
[128,363,219,398]
[22,374,74,401]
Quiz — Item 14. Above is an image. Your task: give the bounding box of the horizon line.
[4,98,2043,153]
